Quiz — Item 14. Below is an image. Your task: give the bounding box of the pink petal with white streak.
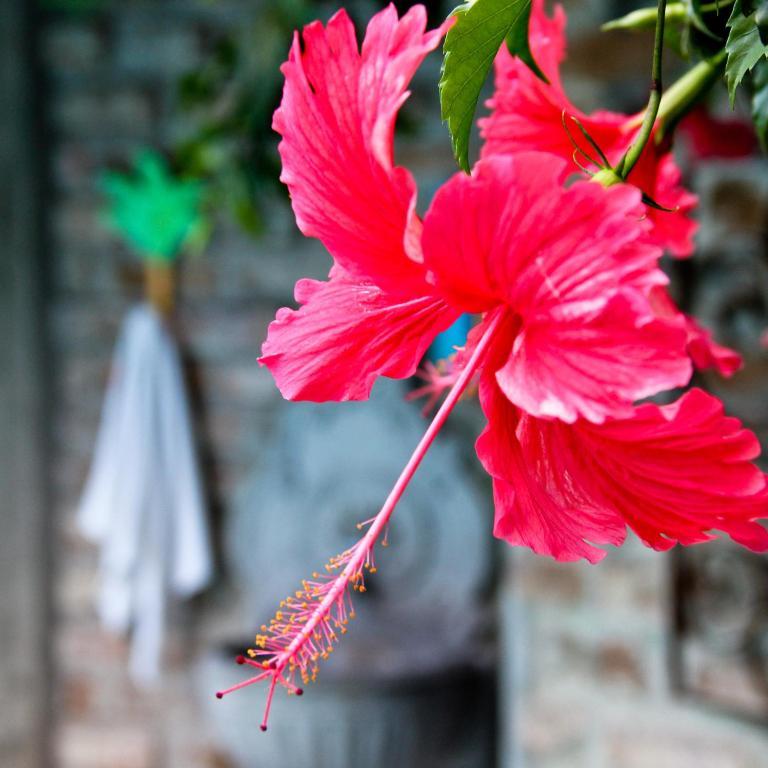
[273,5,446,291]
[260,272,457,401]
[477,379,768,562]
[423,154,690,422]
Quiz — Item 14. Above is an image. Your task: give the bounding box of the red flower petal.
[273,5,445,291]
[480,0,697,257]
[477,375,626,563]
[649,286,742,377]
[263,6,457,403]
[686,322,743,378]
[622,148,699,259]
[678,106,758,160]
[423,154,690,422]
[480,0,624,162]
[423,154,665,314]
[497,292,692,423]
[478,379,768,562]
[260,271,458,401]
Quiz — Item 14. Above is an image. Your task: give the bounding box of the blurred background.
[3,0,768,766]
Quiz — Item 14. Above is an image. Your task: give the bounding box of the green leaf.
[725,0,768,104]
[757,1,768,43]
[688,0,721,37]
[440,0,545,172]
[751,58,768,148]
[504,2,546,81]
[100,150,206,262]
[41,0,103,9]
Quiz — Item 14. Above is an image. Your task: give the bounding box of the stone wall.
[44,2,317,766]
[40,1,768,767]
[502,544,768,768]
[43,2,453,766]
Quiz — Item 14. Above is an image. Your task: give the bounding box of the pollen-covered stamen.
[218,309,507,730]
[215,666,271,699]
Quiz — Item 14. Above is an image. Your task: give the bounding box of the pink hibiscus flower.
[480,0,741,377]
[480,0,697,257]
[218,4,768,727]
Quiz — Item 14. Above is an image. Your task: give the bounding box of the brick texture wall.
[43,2,452,766]
[44,2,318,766]
[41,1,768,767]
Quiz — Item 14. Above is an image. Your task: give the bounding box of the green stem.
[602,0,735,31]
[617,0,668,178]
[602,4,682,31]
[699,0,736,13]
[655,49,727,136]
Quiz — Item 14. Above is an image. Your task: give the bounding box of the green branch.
[617,0,668,178]
[602,0,735,32]
[656,49,727,135]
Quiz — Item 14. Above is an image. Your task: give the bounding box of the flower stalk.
[617,0,668,178]
[602,0,735,31]
[654,49,727,137]
[216,309,507,730]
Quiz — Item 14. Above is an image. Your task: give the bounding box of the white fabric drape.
[77,303,212,684]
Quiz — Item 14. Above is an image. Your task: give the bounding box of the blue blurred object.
[428,313,472,362]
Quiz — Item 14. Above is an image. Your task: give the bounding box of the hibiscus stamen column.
[216,309,507,729]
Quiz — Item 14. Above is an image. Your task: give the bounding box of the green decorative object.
[101,150,205,263]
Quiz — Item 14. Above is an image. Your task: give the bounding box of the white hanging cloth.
[77,303,213,684]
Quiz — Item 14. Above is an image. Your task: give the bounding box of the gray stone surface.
[200,379,496,766]
[227,379,495,678]
[39,0,768,766]
[1,3,51,767]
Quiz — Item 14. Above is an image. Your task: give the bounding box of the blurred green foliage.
[174,1,447,237]
[174,0,314,236]
[78,1,446,245]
